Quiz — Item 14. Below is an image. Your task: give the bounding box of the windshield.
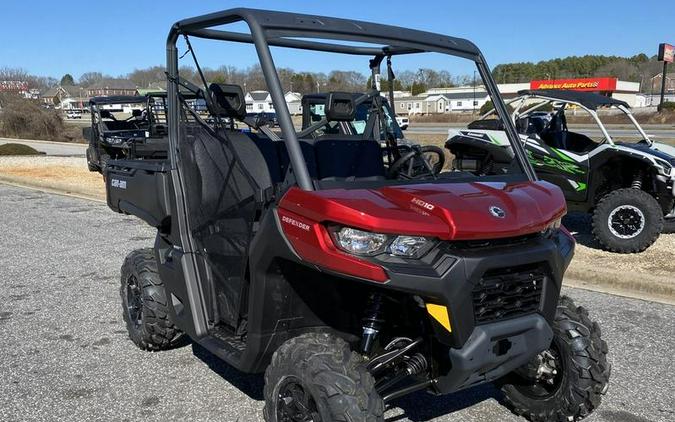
[302,97,403,140]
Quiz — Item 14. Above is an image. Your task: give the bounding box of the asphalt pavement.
[0,184,674,422]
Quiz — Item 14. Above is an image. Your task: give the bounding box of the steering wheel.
[387,145,446,179]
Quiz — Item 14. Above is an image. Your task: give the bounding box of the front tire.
[120,248,183,351]
[500,296,610,422]
[591,188,663,253]
[263,333,383,422]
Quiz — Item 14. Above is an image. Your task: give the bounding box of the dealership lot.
[0,184,674,422]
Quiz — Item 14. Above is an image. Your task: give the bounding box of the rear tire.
[120,248,183,351]
[663,218,675,234]
[263,333,383,422]
[500,296,610,422]
[591,188,663,253]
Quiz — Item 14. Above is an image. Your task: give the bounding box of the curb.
[0,176,105,203]
[0,137,88,147]
[564,264,675,305]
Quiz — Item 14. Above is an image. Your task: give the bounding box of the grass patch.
[0,143,42,156]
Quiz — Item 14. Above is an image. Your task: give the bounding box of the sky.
[1,0,672,81]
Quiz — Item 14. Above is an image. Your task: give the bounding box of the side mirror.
[209,83,246,120]
[325,92,356,121]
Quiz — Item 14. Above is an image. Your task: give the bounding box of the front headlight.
[542,218,562,238]
[330,226,433,258]
[333,227,388,256]
[389,235,431,257]
[105,136,124,145]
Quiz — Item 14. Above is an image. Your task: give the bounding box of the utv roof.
[517,89,630,110]
[169,8,482,61]
[89,96,146,105]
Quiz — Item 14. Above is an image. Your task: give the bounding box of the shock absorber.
[403,353,428,376]
[631,170,644,189]
[361,293,385,354]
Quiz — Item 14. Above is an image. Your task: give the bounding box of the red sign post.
[658,43,673,111]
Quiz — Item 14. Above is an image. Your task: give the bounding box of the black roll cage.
[166,7,536,192]
[164,8,538,338]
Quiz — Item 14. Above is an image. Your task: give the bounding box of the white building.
[285,91,303,115]
[395,86,490,114]
[245,91,275,113]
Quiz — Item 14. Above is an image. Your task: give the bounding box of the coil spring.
[360,293,385,353]
[631,170,644,189]
[404,353,428,375]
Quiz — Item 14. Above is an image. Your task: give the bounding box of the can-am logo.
[411,198,435,211]
[281,215,310,231]
[489,206,506,218]
[110,178,127,189]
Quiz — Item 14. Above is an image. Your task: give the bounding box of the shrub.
[661,101,675,111]
[0,97,66,141]
[0,143,41,156]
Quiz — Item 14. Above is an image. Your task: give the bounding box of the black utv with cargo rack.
[99,8,609,422]
[85,95,170,173]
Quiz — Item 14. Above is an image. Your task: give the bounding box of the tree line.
[491,54,664,90]
[1,52,667,98]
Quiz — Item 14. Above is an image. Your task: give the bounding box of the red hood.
[279,181,566,240]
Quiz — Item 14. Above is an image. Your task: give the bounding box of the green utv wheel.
[499,296,610,422]
[263,333,383,422]
[120,248,183,351]
[591,188,663,253]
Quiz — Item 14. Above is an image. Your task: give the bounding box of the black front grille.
[472,264,545,324]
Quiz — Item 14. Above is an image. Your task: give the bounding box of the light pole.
[473,70,477,115]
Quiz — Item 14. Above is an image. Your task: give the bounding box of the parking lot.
[0,184,673,422]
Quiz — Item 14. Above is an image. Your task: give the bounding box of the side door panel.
[525,139,590,203]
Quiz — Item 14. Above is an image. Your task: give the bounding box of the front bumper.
[437,314,552,393]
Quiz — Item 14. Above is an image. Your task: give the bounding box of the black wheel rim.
[276,377,321,422]
[608,205,645,239]
[513,342,565,399]
[125,275,143,328]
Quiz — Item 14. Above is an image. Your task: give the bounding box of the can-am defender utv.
[104,8,609,421]
[85,95,171,172]
[447,89,675,253]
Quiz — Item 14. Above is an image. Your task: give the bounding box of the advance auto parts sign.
[530,77,617,92]
[659,43,674,63]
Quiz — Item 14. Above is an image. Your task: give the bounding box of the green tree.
[60,74,75,86]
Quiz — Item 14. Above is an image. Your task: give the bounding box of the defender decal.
[281,215,311,231]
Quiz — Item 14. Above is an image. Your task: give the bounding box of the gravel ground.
[0,156,104,199]
[1,184,674,422]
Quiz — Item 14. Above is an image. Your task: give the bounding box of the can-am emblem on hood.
[489,206,506,218]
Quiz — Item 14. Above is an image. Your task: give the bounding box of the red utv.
[102,8,609,421]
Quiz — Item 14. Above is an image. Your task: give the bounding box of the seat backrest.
[244,132,284,184]
[276,139,318,180]
[314,138,384,180]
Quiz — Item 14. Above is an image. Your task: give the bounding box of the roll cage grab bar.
[165,7,538,190]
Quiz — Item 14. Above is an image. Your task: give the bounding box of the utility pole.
[658,62,668,111]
